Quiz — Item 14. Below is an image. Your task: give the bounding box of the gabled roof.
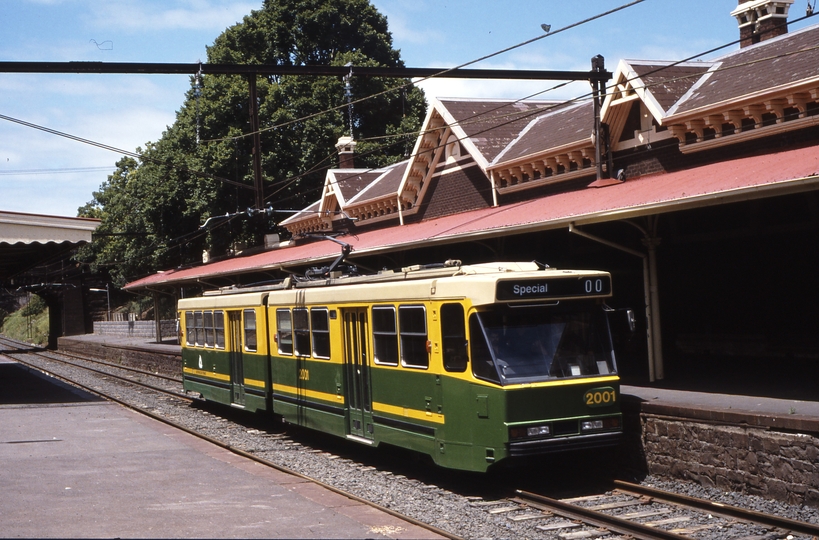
[668,24,819,119]
[436,98,556,167]
[347,161,407,204]
[493,101,592,165]
[281,162,409,235]
[627,61,714,114]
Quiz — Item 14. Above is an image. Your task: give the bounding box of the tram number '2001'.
[298,369,310,381]
[584,387,616,407]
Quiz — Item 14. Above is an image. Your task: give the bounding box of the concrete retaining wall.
[93,320,176,339]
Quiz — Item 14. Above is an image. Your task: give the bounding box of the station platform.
[0,357,442,539]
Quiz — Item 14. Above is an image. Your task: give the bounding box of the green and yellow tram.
[179,261,625,472]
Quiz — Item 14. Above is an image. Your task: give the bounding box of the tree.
[78,0,426,284]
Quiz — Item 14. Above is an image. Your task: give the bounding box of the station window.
[276,308,293,355]
[185,311,195,346]
[214,310,225,349]
[203,311,214,348]
[441,303,467,372]
[244,309,257,352]
[293,308,311,357]
[311,308,331,359]
[399,305,428,369]
[194,311,204,347]
[372,306,398,365]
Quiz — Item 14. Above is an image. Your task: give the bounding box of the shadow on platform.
[0,363,101,405]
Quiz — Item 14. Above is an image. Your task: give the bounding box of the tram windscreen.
[470,303,616,385]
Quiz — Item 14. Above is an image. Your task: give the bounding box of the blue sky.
[0,0,813,217]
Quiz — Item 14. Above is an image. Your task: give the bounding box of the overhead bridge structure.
[0,211,100,348]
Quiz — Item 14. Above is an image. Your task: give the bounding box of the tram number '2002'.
[584,387,616,407]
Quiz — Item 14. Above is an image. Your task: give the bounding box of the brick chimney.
[731,0,793,47]
[335,136,356,169]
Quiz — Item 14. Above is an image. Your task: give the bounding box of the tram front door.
[342,308,373,440]
[228,311,245,407]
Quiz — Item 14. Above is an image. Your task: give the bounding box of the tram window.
[276,309,293,355]
[442,303,467,372]
[194,311,204,347]
[399,305,428,369]
[372,306,398,366]
[293,308,311,357]
[185,311,195,346]
[244,309,257,352]
[469,314,501,384]
[311,308,330,359]
[203,311,214,348]
[214,310,225,349]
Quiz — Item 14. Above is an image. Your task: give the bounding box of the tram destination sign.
[496,275,611,301]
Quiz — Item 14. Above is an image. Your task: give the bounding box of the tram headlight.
[581,420,604,431]
[581,417,621,432]
[509,424,550,440]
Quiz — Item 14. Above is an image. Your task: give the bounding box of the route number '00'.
[584,278,605,293]
[584,387,616,407]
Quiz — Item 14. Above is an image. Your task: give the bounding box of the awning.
[0,211,100,282]
[125,145,819,290]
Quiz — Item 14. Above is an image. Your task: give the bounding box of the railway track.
[0,337,190,402]
[467,480,819,539]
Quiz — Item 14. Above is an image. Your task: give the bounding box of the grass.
[0,306,50,346]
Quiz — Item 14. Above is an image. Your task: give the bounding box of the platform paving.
[0,358,441,539]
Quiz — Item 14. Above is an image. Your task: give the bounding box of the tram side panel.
[268,305,348,438]
[179,303,271,413]
[363,302,439,456]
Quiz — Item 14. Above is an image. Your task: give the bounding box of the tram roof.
[124,144,819,292]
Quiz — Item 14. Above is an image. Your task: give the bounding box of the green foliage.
[21,295,47,317]
[78,0,426,284]
[1,303,50,347]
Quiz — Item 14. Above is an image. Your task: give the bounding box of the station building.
[127,1,819,397]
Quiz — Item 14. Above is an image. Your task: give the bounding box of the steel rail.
[0,342,460,540]
[0,343,191,403]
[43,348,182,384]
[614,479,819,538]
[514,489,696,540]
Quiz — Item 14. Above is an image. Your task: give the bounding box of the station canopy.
[0,211,100,286]
[124,144,819,291]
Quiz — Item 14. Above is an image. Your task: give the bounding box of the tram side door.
[228,311,245,407]
[342,308,373,440]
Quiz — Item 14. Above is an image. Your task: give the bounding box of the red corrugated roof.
[125,145,819,290]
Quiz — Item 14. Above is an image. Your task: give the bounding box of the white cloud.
[90,1,259,32]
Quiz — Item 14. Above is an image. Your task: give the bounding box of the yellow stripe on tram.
[373,402,446,424]
[183,367,231,382]
[275,383,345,404]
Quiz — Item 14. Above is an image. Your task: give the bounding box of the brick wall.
[642,416,819,506]
[621,407,819,508]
